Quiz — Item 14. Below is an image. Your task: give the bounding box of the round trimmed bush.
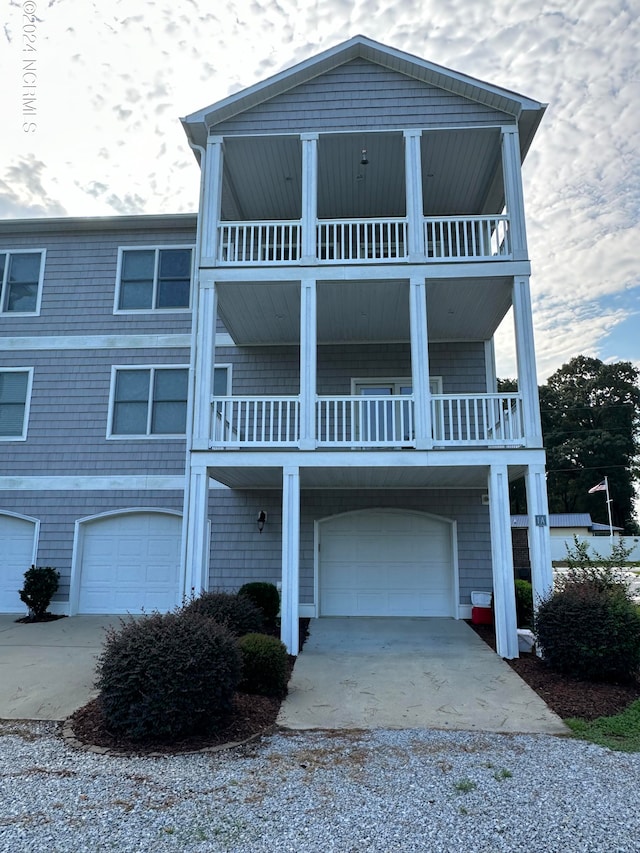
[19,565,60,619]
[238,582,280,627]
[238,632,289,697]
[514,579,533,628]
[96,611,241,741]
[535,581,640,682]
[182,591,264,636]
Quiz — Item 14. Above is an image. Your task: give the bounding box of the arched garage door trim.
[70,508,183,616]
[0,510,40,613]
[315,508,459,618]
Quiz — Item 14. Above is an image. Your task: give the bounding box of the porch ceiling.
[215,276,512,345]
[219,127,504,222]
[208,462,528,490]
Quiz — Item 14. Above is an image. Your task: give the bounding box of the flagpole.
[604,475,614,544]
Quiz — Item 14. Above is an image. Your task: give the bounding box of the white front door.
[319,509,454,617]
[0,514,37,612]
[77,512,182,614]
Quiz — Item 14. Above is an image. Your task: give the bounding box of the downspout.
[179,138,207,601]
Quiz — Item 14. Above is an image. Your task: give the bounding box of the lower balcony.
[210,393,524,449]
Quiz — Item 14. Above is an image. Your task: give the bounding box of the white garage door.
[78,512,182,614]
[0,513,37,612]
[320,510,454,617]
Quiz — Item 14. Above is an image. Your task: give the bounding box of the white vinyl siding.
[0,368,33,440]
[109,366,189,438]
[115,246,193,312]
[0,250,45,315]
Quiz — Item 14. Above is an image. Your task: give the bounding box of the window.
[115,247,192,311]
[110,367,189,437]
[0,251,45,314]
[0,369,33,440]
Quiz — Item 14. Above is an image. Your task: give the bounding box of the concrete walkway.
[0,614,121,721]
[277,617,568,734]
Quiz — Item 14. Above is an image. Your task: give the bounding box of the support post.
[501,127,528,261]
[488,464,519,659]
[192,272,218,447]
[525,464,553,614]
[280,466,300,654]
[299,277,317,449]
[409,276,432,448]
[512,276,543,446]
[301,133,319,263]
[201,136,224,262]
[181,464,210,600]
[404,129,426,260]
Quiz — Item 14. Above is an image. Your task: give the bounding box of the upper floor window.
[0,251,45,315]
[109,366,189,437]
[115,247,193,312]
[0,368,34,440]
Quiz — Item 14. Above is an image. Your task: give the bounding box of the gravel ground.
[2,721,640,852]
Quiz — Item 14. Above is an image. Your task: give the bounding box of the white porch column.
[409,276,432,449]
[525,464,554,611]
[501,127,528,261]
[299,276,317,450]
[512,276,543,446]
[281,466,300,654]
[301,133,319,263]
[192,271,218,448]
[404,129,426,260]
[201,136,224,262]
[181,464,210,600]
[488,464,519,659]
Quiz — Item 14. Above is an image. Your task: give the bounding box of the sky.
[1,0,638,382]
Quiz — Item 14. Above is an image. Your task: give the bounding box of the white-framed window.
[107,364,231,438]
[0,368,34,440]
[0,250,45,315]
[108,366,189,438]
[114,246,193,312]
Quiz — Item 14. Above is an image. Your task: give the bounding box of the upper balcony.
[200,126,528,270]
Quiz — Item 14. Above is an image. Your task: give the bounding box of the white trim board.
[0,475,230,491]
[0,334,192,351]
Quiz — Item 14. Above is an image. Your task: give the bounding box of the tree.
[499,358,640,530]
[540,356,640,532]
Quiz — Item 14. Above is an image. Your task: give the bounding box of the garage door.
[0,513,38,612]
[319,510,454,617]
[77,512,182,614]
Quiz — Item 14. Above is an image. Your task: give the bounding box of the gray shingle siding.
[212,59,514,135]
[1,349,189,476]
[0,225,196,338]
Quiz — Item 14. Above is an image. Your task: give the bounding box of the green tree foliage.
[500,357,640,531]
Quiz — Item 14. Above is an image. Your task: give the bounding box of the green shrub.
[535,580,640,682]
[96,611,241,742]
[19,565,60,618]
[514,579,533,628]
[238,632,289,697]
[238,582,280,626]
[182,591,264,636]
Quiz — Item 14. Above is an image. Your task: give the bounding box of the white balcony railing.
[316,218,408,263]
[209,393,523,448]
[431,394,523,445]
[211,397,300,446]
[216,215,512,265]
[424,215,511,261]
[218,222,301,264]
[316,395,415,447]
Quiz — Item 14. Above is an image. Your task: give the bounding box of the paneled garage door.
[77,512,182,614]
[0,513,37,612]
[319,510,454,617]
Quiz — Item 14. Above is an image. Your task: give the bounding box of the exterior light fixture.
[257,510,267,534]
[360,148,369,166]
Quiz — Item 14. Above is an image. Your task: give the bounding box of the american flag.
[588,480,607,494]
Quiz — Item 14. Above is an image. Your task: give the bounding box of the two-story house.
[0,36,553,659]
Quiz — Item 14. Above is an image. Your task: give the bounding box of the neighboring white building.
[0,36,553,658]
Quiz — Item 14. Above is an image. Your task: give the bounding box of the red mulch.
[469,622,640,721]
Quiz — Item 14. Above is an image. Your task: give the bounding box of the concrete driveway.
[0,614,120,720]
[278,617,568,734]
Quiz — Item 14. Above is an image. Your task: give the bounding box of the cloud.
[0,155,67,219]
